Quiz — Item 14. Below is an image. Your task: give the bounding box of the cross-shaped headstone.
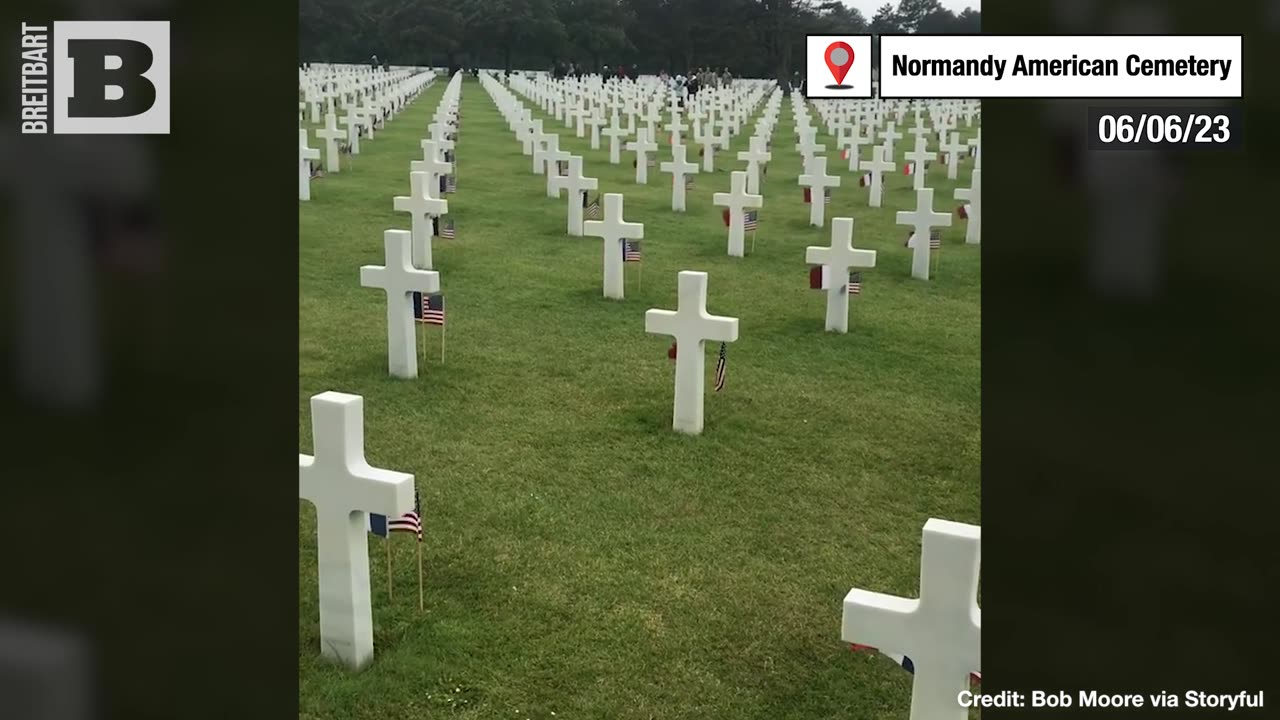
[942,131,967,180]
[583,193,644,300]
[665,110,684,146]
[904,136,932,191]
[859,144,895,208]
[626,129,658,184]
[695,126,718,173]
[533,132,565,179]
[795,127,824,160]
[393,171,448,269]
[842,518,981,720]
[339,104,363,155]
[520,118,543,157]
[359,230,441,378]
[543,142,573,198]
[881,120,903,157]
[737,136,771,195]
[602,121,628,165]
[299,129,320,201]
[805,218,876,333]
[644,271,739,435]
[585,112,604,150]
[409,139,452,192]
[659,143,699,212]
[316,112,345,173]
[954,168,981,245]
[798,155,840,228]
[897,187,952,281]
[547,155,598,236]
[712,170,763,258]
[299,391,415,670]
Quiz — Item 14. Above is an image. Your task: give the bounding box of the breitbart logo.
[20,21,170,134]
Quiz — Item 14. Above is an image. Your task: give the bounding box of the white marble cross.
[696,126,718,172]
[713,170,763,258]
[644,271,739,435]
[954,168,981,245]
[410,140,453,192]
[626,129,658,184]
[602,121,628,165]
[521,118,543,156]
[585,112,604,150]
[904,136,933,191]
[805,218,876,333]
[659,143,699,212]
[795,127,824,160]
[299,129,320,201]
[881,120,903,157]
[798,155,839,228]
[583,193,644,300]
[299,391,415,670]
[543,143,573,198]
[665,110,684,146]
[339,104,362,155]
[548,155,598,236]
[897,187,952,281]
[942,131,967,180]
[737,136,771,195]
[842,518,981,720]
[359,230,441,378]
[845,125,871,172]
[532,131,559,175]
[316,112,345,174]
[393,171,448,269]
[857,144,893,208]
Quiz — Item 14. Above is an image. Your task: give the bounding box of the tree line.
[300,0,980,80]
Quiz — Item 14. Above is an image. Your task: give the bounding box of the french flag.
[957,204,971,219]
[903,162,916,176]
[803,188,812,203]
[858,173,871,187]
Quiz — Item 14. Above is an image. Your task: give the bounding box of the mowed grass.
[299,77,980,720]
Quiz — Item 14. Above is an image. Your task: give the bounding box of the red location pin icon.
[825,41,854,85]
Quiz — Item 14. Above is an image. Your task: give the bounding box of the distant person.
[721,67,732,86]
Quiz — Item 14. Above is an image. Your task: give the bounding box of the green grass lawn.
[299,76,980,720]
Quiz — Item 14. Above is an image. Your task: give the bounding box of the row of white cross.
[301,71,980,720]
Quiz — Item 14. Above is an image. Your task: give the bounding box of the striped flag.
[713,342,727,392]
[849,645,977,681]
[443,174,457,193]
[623,239,641,262]
[904,162,915,175]
[824,188,832,204]
[439,218,456,239]
[809,265,828,289]
[389,489,423,541]
[744,210,759,232]
[847,271,862,295]
[369,488,422,541]
[412,292,446,326]
[905,229,942,250]
[686,175,695,190]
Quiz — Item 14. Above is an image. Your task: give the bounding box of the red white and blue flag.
[368,489,422,541]
[744,210,759,232]
[413,292,446,326]
[623,239,642,262]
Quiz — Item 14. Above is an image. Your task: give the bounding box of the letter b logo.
[53,21,169,134]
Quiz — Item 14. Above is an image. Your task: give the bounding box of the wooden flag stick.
[440,323,446,365]
[417,541,424,612]
[751,231,757,255]
[420,322,426,365]
[386,539,393,600]
[638,261,642,291]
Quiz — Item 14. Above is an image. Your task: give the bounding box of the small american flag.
[369,489,422,541]
[413,292,446,325]
[847,271,862,295]
[713,342,727,392]
[443,174,457,193]
[905,229,941,250]
[623,239,641,262]
[744,210,759,232]
[685,175,695,190]
[390,489,423,540]
[849,644,979,685]
[439,218,456,239]
[824,188,832,204]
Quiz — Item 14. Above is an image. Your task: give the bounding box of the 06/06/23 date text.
[1087,107,1242,150]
